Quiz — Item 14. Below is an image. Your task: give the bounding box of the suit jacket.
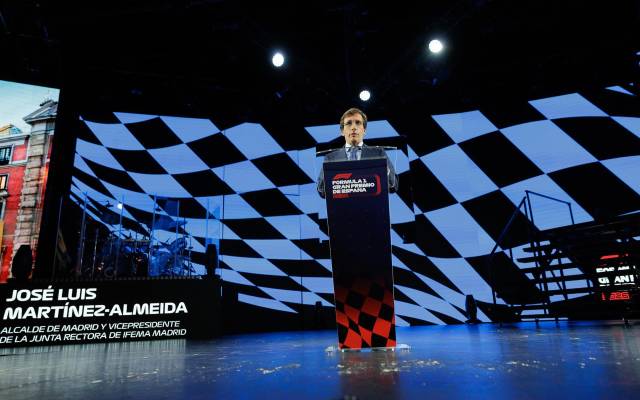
[317,144,399,198]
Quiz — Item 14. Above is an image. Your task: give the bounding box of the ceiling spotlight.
[428,39,444,54]
[359,90,371,101]
[272,52,285,67]
[117,203,123,210]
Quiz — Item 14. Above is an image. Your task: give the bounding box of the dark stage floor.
[1,321,640,399]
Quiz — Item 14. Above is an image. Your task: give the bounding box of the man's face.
[341,113,366,146]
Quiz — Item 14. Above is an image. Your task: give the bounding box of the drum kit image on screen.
[89,233,195,279]
[58,195,219,280]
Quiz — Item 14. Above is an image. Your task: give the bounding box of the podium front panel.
[323,158,396,349]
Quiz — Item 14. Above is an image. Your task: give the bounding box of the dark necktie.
[348,146,360,161]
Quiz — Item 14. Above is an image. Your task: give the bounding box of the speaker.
[11,245,33,282]
[205,243,219,278]
[465,294,480,324]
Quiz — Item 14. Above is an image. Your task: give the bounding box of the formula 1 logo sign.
[331,173,381,199]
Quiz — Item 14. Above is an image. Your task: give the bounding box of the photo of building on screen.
[0,98,57,282]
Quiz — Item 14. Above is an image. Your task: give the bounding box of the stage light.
[359,90,371,101]
[272,52,285,67]
[428,39,444,54]
[117,203,123,210]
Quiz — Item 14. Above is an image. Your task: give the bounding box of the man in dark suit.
[317,107,399,198]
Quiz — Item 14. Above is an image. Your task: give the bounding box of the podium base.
[325,343,411,353]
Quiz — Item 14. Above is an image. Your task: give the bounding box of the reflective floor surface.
[1,321,640,399]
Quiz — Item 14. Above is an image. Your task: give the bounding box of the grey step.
[540,215,640,237]
[510,304,550,311]
[528,274,590,284]
[521,243,557,253]
[516,254,569,263]
[518,262,580,273]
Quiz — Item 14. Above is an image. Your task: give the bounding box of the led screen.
[0,79,60,282]
[65,85,640,324]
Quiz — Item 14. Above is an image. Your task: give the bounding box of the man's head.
[340,107,367,146]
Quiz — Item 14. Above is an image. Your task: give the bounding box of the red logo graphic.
[333,173,353,180]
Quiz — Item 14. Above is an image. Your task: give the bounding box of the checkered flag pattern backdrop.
[70,84,640,324]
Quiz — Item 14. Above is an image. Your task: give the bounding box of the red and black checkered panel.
[334,277,396,349]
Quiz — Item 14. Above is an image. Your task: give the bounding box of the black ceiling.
[1,0,638,125]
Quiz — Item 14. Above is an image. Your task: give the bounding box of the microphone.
[315,148,342,156]
[316,145,397,156]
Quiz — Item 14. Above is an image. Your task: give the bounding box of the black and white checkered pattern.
[70,84,640,325]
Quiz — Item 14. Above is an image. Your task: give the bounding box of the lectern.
[323,157,396,349]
